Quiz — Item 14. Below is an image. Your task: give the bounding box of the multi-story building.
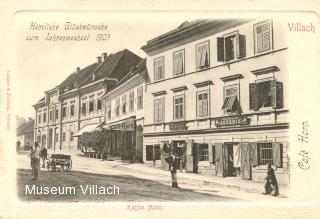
[141,19,289,185]
[101,59,148,161]
[16,118,34,150]
[33,49,142,152]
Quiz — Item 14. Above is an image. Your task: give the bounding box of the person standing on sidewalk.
[166,152,180,188]
[32,142,41,181]
[28,145,35,176]
[264,163,279,196]
[40,147,47,168]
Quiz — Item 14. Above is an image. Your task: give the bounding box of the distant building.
[16,118,34,150]
[101,59,148,161]
[141,19,289,185]
[33,49,142,152]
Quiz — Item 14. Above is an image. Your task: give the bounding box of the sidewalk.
[114,161,289,198]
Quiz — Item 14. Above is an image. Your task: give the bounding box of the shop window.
[197,91,209,117]
[196,41,210,70]
[97,99,102,111]
[146,145,161,161]
[222,84,242,114]
[137,86,143,109]
[129,91,134,112]
[217,31,246,62]
[198,143,209,161]
[89,100,94,113]
[154,98,165,123]
[256,142,283,167]
[173,95,184,120]
[254,20,273,54]
[62,132,66,142]
[70,105,75,117]
[81,103,86,115]
[173,49,184,75]
[249,80,283,110]
[154,56,164,81]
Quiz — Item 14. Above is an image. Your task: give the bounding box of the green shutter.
[239,34,246,58]
[217,37,225,62]
[249,83,259,110]
[276,82,284,109]
[272,142,282,168]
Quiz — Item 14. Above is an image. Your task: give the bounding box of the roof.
[58,49,141,94]
[141,19,251,53]
[16,119,34,136]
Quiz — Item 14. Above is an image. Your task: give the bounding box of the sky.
[14,11,192,119]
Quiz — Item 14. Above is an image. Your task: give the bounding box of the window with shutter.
[222,84,241,114]
[254,20,272,54]
[196,41,210,70]
[258,142,273,165]
[249,83,258,110]
[154,56,164,81]
[173,49,184,76]
[217,32,246,62]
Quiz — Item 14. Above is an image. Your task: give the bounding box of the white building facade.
[141,19,289,185]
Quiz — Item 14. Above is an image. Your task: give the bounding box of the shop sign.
[215,115,250,127]
[108,118,135,131]
[169,121,187,131]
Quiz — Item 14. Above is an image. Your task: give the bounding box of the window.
[49,110,53,121]
[222,84,241,114]
[173,49,184,75]
[70,104,75,117]
[196,41,210,70]
[129,91,134,112]
[198,144,209,161]
[97,99,102,111]
[173,95,184,120]
[217,32,246,62]
[146,145,161,161]
[62,132,66,142]
[154,56,164,81]
[122,94,127,114]
[55,109,59,121]
[70,132,74,141]
[89,100,94,113]
[38,113,41,124]
[137,86,143,109]
[115,97,120,116]
[249,80,283,110]
[258,142,273,165]
[55,133,58,143]
[106,101,111,120]
[81,102,86,115]
[254,20,272,54]
[43,111,47,123]
[154,98,165,123]
[62,105,67,118]
[197,91,209,117]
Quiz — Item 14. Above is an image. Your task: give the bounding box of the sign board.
[107,118,135,131]
[215,115,250,127]
[169,121,187,131]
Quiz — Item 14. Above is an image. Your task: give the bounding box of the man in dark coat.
[165,152,180,188]
[264,163,279,196]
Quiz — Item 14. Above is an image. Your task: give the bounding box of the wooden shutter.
[272,142,283,168]
[238,34,246,58]
[249,83,259,110]
[250,142,259,167]
[241,142,251,179]
[276,82,284,109]
[271,80,277,108]
[209,144,214,163]
[215,143,224,177]
[186,140,193,156]
[217,37,225,62]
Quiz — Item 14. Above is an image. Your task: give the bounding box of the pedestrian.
[40,147,47,168]
[165,152,180,188]
[28,145,35,176]
[264,163,279,196]
[32,142,41,181]
[16,140,21,152]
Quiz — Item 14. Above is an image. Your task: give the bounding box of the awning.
[73,123,100,137]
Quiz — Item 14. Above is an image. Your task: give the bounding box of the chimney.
[101,53,108,62]
[76,66,80,73]
[97,56,102,64]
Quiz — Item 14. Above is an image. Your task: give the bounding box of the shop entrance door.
[224,143,236,177]
[241,142,251,180]
[186,140,197,173]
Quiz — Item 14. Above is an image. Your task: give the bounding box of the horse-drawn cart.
[47,154,72,171]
